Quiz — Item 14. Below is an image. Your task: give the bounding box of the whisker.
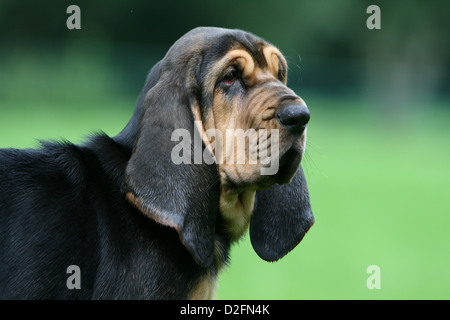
[302,139,327,179]
[284,54,303,87]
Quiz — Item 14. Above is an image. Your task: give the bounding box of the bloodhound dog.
[0,27,314,299]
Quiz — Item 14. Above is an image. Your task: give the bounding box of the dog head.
[122,27,314,267]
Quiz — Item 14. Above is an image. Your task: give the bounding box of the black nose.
[276,104,310,132]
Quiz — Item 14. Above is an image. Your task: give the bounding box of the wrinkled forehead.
[197,29,286,80]
[162,27,287,87]
[205,30,270,69]
[206,38,286,90]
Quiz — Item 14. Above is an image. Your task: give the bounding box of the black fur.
[0,136,212,299]
[0,27,313,299]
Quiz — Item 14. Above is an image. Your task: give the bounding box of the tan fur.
[126,192,180,232]
[203,49,256,95]
[200,46,307,242]
[219,189,256,241]
[188,275,217,300]
[263,46,288,84]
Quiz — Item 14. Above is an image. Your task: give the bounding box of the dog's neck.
[219,187,256,242]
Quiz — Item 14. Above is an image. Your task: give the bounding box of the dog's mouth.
[255,146,302,188]
[221,145,303,194]
[275,147,302,184]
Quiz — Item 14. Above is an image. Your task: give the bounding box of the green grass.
[1,79,449,299]
[217,98,450,299]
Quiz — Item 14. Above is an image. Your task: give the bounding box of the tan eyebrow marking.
[263,46,287,84]
[223,49,255,78]
[205,49,256,92]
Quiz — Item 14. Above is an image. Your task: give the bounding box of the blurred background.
[0,0,449,299]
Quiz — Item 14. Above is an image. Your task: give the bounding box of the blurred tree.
[0,0,448,103]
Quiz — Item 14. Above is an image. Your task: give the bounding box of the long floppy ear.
[123,71,220,268]
[250,166,314,261]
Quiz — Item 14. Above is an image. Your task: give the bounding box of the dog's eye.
[222,69,238,85]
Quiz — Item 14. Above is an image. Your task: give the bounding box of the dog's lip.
[276,147,302,185]
[219,146,303,192]
[251,148,301,189]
